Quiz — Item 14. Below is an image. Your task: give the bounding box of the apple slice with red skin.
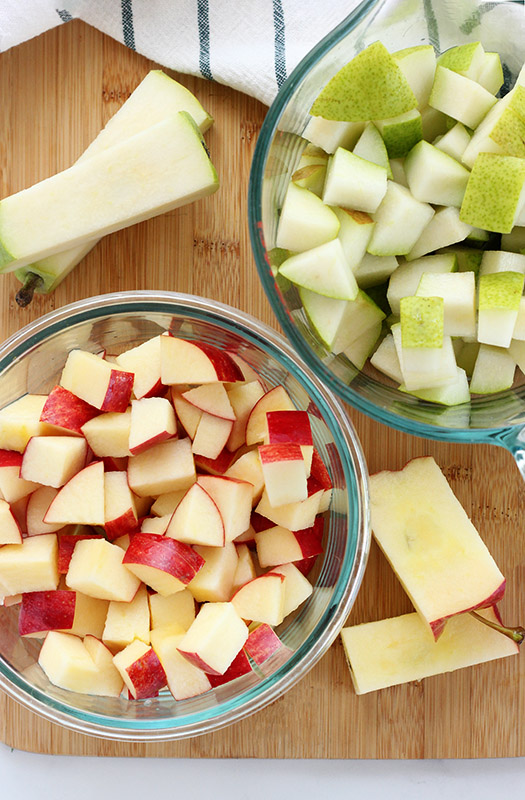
[115,335,164,400]
[0,450,39,503]
[0,498,22,545]
[255,518,324,568]
[160,335,244,385]
[66,538,141,602]
[128,397,177,455]
[21,435,88,488]
[226,352,264,387]
[60,349,134,412]
[0,394,56,453]
[39,385,99,434]
[150,626,212,700]
[166,483,225,547]
[207,647,253,687]
[225,449,265,505]
[268,562,313,617]
[226,381,265,452]
[123,533,205,596]
[259,443,308,507]
[170,389,203,439]
[245,386,295,446]
[61,590,109,639]
[112,639,167,699]
[128,437,196,498]
[18,589,76,636]
[255,485,323,532]
[44,460,105,526]
[266,409,314,475]
[182,383,236,421]
[310,447,333,512]
[81,409,131,459]
[104,471,139,541]
[57,533,105,574]
[231,573,286,626]
[196,475,252,543]
[244,623,289,666]
[193,447,238,476]
[177,601,249,675]
[191,412,233,460]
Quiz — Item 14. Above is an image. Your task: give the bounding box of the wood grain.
[0,20,523,759]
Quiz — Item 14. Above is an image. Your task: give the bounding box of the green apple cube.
[429,66,497,129]
[460,153,525,234]
[275,182,340,253]
[420,105,449,141]
[0,112,218,273]
[437,42,485,80]
[476,52,504,94]
[370,333,404,384]
[387,252,457,315]
[334,208,375,270]
[461,95,513,168]
[302,117,365,154]
[367,181,434,257]
[353,123,393,178]
[292,148,328,197]
[511,296,525,340]
[331,290,387,354]
[392,320,457,390]
[392,45,437,108]
[501,226,525,253]
[479,250,525,276]
[299,288,348,350]
[404,140,470,207]
[278,239,358,300]
[470,344,516,393]
[389,158,409,187]
[400,366,470,406]
[310,41,418,122]
[400,296,444,349]
[416,271,476,337]
[300,287,385,354]
[323,148,387,213]
[353,253,399,288]
[373,110,423,159]
[477,271,525,347]
[407,206,473,261]
[434,122,471,162]
[343,321,382,369]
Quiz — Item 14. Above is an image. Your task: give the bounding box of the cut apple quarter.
[128,396,177,455]
[196,475,253,542]
[39,385,99,434]
[160,335,244,385]
[177,601,249,675]
[369,457,505,639]
[66,538,141,602]
[150,626,212,700]
[60,349,134,412]
[259,443,308,507]
[165,482,225,547]
[231,573,286,626]
[0,534,59,595]
[182,383,236,421]
[21,435,88,488]
[187,542,238,603]
[112,639,167,699]
[19,589,76,637]
[122,533,205,596]
[115,335,163,400]
[244,623,289,666]
[38,630,102,694]
[0,498,22,545]
[245,386,295,446]
[44,460,105,526]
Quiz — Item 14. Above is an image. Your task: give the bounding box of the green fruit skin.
[459,153,525,234]
[400,296,444,348]
[478,271,525,311]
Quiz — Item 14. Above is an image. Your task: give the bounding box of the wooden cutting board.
[0,20,524,759]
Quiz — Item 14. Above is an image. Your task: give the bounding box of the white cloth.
[0,0,359,106]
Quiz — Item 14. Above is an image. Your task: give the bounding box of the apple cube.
[148,588,195,631]
[0,450,39,503]
[0,498,22,545]
[38,630,100,693]
[193,447,238,476]
[44,460,105,526]
[57,532,105,574]
[150,626,211,700]
[60,349,134,412]
[112,639,167,699]
[370,457,506,638]
[21,435,87,488]
[170,390,203,439]
[66,538,141,602]
[141,515,171,535]
[341,607,519,695]
[0,394,55,452]
[266,409,314,472]
[39,385,99,434]
[258,443,308,507]
[81,409,132,458]
[196,475,253,543]
[165,482,225,546]
[226,381,264,451]
[269,562,313,617]
[255,518,324,568]
[244,623,289,665]
[115,335,163,399]
[102,584,150,650]
[224,450,265,505]
[177,601,249,675]
[191,412,233,459]
[232,543,257,593]
[245,386,295,446]
[160,335,244,385]
[150,489,186,517]
[187,542,238,602]
[207,648,253,687]
[0,534,58,595]
[231,573,285,626]
[127,437,196,497]
[122,533,205,596]
[83,635,125,697]
[104,470,139,541]
[26,487,67,536]
[255,486,323,531]
[59,590,109,639]
[19,589,76,636]
[128,396,177,455]
[182,383,236,421]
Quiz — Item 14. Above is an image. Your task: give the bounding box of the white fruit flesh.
[0,534,58,595]
[0,499,22,545]
[196,475,252,543]
[21,435,87,488]
[416,271,476,338]
[404,141,470,207]
[387,253,457,316]
[231,573,285,626]
[44,461,105,525]
[367,181,434,256]
[127,437,196,497]
[81,409,131,458]
[83,635,125,697]
[38,631,100,693]
[270,563,313,617]
[323,148,387,213]
[429,66,497,129]
[278,238,358,300]
[407,206,473,261]
[66,538,141,602]
[177,602,249,675]
[187,543,238,603]
[115,335,163,399]
[102,584,150,650]
[334,208,375,270]
[302,117,365,153]
[166,483,225,547]
[129,396,177,454]
[149,589,195,631]
[256,488,323,531]
[470,344,516,393]
[369,333,404,384]
[150,627,211,700]
[0,394,51,452]
[353,253,398,289]
[275,182,340,253]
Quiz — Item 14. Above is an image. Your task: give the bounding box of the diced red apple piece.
[226,352,263,386]
[259,443,308,506]
[83,635,125,696]
[182,383,236,421]
[160,336,244,385]
[26,487,65,536]
[60,590,109,639]
[207,647,253,687]
[122,533,204,597]
[66,537,141,602]
[21,435,88,488]
[226,381,265,451]
[0,534,58,595]
[39,386,99,434]
[224,450,265,505]
[196,475,252,543]
[148,588,195,631]
[231,573,285,626]
[60,349,134,412]
[255,518,324,568]
[10,494,29,534]
[150,626,211,700]
[102,584,150,650]
[128,437,196,497]
[19,589,76,636]
[244,623,289,665]
[245,386,295,446]
[38,630,101,693]
[232,543,257,592]
[112,639,167,699]
[81,409,132,458]
[193,447,238,476]
[57,532,105,573]
[115,335,164,399]
[141,515,171,535]
[0,498,22,545]
[165,482,224,546]
[187,542,238,603]
[255,487,323,531]
[177,601,249,675]
[191,412,233,459]
[0,394,55,452]
[170,390,203,439]
[44,460,105,525]
[266,409,314,475]
[128,396,177,455]
[104,470,139,541]
[0,450,39,503]
[269,562,313,617]
[150,489,186,517]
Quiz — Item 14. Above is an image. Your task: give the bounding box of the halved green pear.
[373,109,423,159]
[477,271,525,347]
[310,41,418,122]
[437,42,485,80]
[334,208,375,270]
[275,182,340,253]
[477,52,504,94]
[429,66,497,129]
[367,181,434,256]
[460,153,525,234]
[404,140,470,207]
[323,148,387,213]
[400,366,470,406]
[278,239,358,300]
[353,123,393,178]
[407,206,473,261]
[387,252,458,316]
[353,253,399,289]
[370,332,404,384]
[416,271,476,337]
[470,344,516,393]
[302,117,365,154]
[392,45,436,108]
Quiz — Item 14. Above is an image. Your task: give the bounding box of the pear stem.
[470,610,525,644]
[15,273,44,307]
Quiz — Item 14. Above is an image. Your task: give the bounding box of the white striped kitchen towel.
[0,0,360,106]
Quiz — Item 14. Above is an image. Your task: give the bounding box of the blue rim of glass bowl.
[0,291,370,741]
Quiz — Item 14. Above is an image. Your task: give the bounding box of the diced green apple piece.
[429,66,497,129]
[394,315,457,392]
[302,117,365,154]
[322,148,387,213]
[407,206,473,260]
[477,271,525,347]
[416,271,476,338]
[477,52,504,94]
[367,181,434,256]
[334,208,375,270]
[0,112,218,273]
[392,45,437,108]
[400,366,470,406]
[387,252,458,315]
[353,123,393,178]
[511,297,525,340]
[373,109,423,159]
[433,122,471,161]
[275,182,340,253]
[278,238,358,300]
[404,140,470,207]
[369,333,404,384]
[343,321,382,369]
[470,344,516,393]
[479,250,525,276]
[437,42,485,80]
[460,153,525,234]
[300,287,385,354]
[310,41,417,122]
[353,253,398,289]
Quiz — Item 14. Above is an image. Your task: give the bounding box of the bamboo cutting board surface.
[0,20,524,759]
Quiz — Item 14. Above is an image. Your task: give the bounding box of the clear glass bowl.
[249,0,525,476]
[0,291,369,741]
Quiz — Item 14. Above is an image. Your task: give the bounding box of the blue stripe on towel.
[56,9,73,22]
[121,0,136,50]
[197,0,213,80]
[273,0,286,89]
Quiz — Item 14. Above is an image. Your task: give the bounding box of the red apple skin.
[101,370,134,413]
[129,430,176,457]
[104,509,140,542]
[123,533,205,584]
[102,456,129,472]
[166,336,244,383]
[126,647,167,699]
[294,555,319,577]
[430,581,507,639]
[310,448,333,490]
[243,623,286,665]
[57,533,105,574]
[259,442,304,464]
[176,648,223,676]
[40,386,99,434]
[295,517,324,559]
[194,448,238,476]
[142,379,166,399]
[266,410,313,446]
[0,450,23,468]
[208,648,253,687]
[250,512,274,533]
[18,590,76,636]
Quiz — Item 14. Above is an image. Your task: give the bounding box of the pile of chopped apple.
[341,457,520,694]
[0,333,332,701]
[274,40,525,404]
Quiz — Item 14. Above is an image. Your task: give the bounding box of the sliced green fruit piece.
[334,208,375,270]
[387,252,458,316]
[477,271,525,348]
[407,206,473,261]
[300,287,385,354]
[373,109,422,159]
[353,253,398,289]
[434,122,471,161]
[479,250,525,276]
[476,52,504,94]
[470,344,516,393]
[278,239,358,300]
[416,271,476,338]
[511,297,525,340]
[310,41,418,122]
[429,66,497,129]
[275,182,340,253]
[389,158,408,187]
[343,321,382,370]
[459,153,525,234]
[369,333,403,384]
[437,42,485,80]
[400,366,470,406]
[302,117,365,154]
[392,45,436,108]
[323,148,387,213]
[400,296,444,349]
[367,181,434,256]
[353,123,393,178]
[404,140,470,207]
[392,321,457,391]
